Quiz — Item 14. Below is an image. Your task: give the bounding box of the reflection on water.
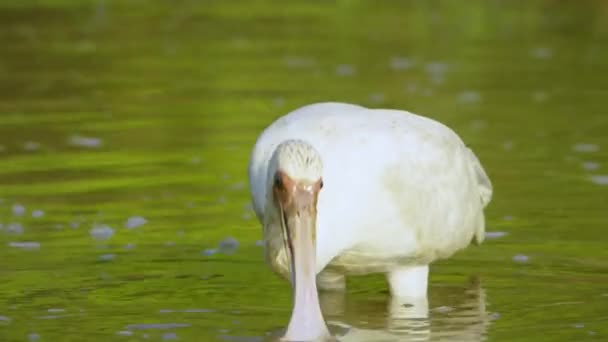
[322,277,492,342]
[260,277,491,341]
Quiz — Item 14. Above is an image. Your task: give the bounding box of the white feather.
[248,102,492,278]
[269,139,323,183]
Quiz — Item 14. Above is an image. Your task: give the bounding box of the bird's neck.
[283,231,329,341]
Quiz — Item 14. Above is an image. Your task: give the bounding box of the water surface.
[1,1,607,341]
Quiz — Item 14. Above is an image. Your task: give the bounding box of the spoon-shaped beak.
[275,174,329,341]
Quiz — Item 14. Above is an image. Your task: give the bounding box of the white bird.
[247,102,492,341]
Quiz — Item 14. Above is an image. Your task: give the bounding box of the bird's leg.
[387,295,430,335]
[386,265,429,302]
[317,270,347,317]
[319,288,346,317]
[317,269,346,291]
[386,265,430,331]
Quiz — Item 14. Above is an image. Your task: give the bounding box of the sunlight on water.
[0,0,608,341]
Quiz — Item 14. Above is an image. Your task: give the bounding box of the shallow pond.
[0,1,607,341]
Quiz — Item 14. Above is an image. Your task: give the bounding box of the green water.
[1,1,607,341]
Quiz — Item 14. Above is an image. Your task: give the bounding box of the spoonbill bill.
[247,102,492,341]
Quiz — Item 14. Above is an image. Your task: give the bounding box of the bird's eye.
[319,180,324,189]
[274,175,283,189]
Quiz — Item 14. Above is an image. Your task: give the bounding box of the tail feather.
[467,148,493,208]
[467,148,493,245]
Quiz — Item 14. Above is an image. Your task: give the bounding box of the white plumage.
[247,102,492,340]
[249,102,491,275]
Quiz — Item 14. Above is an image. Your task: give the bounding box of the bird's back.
[248,102,492,273]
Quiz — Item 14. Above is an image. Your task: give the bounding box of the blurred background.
[0,0,607,341]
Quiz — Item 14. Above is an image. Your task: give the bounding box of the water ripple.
[125,323,190,330]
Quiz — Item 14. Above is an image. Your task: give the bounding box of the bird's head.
[268,139,329,341]
[270,139,323,247]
